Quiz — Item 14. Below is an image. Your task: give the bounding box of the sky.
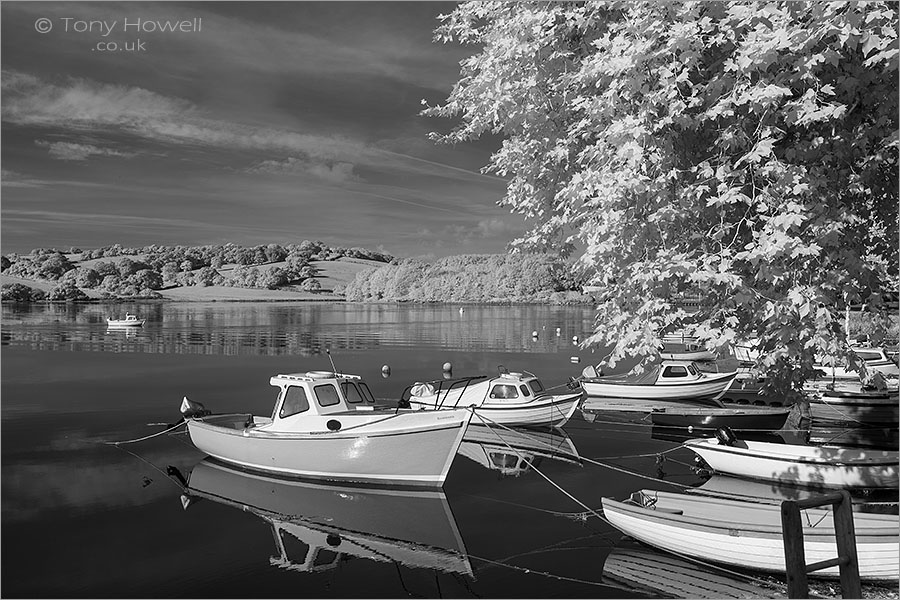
[1,1,519,258]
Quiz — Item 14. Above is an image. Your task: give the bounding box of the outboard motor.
[715,426,737,446]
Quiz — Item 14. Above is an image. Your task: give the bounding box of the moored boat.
[650,405,791,431]
[581,360,736,406]
[805,385,899,425]
[183,370,472,487]
[814,345,900,381]
[400,369,583,429]
[683,435,899,489]
[602,489,899,581]
[106,313,144,327]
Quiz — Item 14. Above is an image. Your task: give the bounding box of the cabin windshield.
[663,365,689,378]
[341,382,364,404]
[278,385,310,418]
[359,383,376,403]
[489,384,519,399]
[314,384,341,407]
[528,380,544,393]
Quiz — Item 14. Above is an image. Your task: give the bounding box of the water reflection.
[601,540,784,599]
[457,425,582,477]
[178,458,473,576]
[1,302,598,356]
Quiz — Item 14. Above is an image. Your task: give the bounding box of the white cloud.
[36,140,136,161]
[247,156,360,183]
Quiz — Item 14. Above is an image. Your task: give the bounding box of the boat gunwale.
[684,439,900,467]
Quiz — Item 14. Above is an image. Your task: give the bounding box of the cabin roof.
[270,371,362,385]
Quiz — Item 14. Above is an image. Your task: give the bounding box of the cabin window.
[489,384,519,399]
[519,385,531,397]
[279,386,310,418]
[315,384,341,407]
[663,365,689,377]
[528,380,544,393]
[688,363,700,376]
[359,383,376,403]
[341,382,364,404]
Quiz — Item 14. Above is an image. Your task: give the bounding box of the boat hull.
[106,319,144,327]
[809,392,900,425]
[187,409,471,487]
[650,407,790,431]
[683,438,899,489]
[410,391,582,429]
[583,372,735,405]
[602,494,899,581]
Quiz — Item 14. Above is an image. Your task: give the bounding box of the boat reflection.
[601,540,784,599]
[456,424,582,477]
[808,425,899,450]
[649,425,797,445]
[180,458,472,575]
[106,326,141,338]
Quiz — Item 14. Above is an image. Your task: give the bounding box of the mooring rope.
[102,420,187,445]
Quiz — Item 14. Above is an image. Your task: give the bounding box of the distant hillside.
[1,242,392,302]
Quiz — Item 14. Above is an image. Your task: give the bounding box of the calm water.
[0,301,849,598]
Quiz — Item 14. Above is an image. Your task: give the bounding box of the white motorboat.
[183,370,472,487]
[401,369,583,429]
[683,435,898,489]
[106,313,145,327]
[581,360,736,405]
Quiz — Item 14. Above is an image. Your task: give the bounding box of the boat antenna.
[326,348,338,375]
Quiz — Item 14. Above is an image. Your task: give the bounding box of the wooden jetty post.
[781,490,861,599]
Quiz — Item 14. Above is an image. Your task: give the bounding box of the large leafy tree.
[425,1,899,397]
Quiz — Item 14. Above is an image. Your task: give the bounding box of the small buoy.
[572,335,579,342]
[687,425,694,433]
[556,327,561,336]
[442,362,452,372]
[459,307,465,314]
[532,330,538,338]
[381,365,391,378]
[570,356,580,363]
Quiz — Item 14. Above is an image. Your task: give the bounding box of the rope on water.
[102,420,187,445]
[471,409,606,521]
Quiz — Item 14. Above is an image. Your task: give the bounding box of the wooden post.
[781,492,862,599]
[781,500,809,599]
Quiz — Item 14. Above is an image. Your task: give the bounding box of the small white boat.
[180,458,473,575]
[814,345,900,381]
[581,360,736,405]
[602,489,899,581]
[658,334,717,361]
[401,369,583,429]
[183,370,473,487]
[106,313,144,327]
[683,435,899,489]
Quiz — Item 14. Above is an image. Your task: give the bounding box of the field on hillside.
[1,255,383,302]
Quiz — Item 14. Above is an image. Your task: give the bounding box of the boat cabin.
[402,371,548,409]
[584,360,714,384]
[268,371,379,423]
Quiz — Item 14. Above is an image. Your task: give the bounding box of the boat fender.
[715,426,737,446]
[326,419,342,431]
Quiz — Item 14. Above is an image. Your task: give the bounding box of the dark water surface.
[3,302,765,598]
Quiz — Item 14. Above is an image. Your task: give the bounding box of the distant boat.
[602,489,899,581]
[657,334,717,362]
[106,313,144,327]
[180,458,472,576]
[814,345,900,381]
[401,369,583,429]
[183,370,472,487]
[683,435,899,489]
[581,360,736,406]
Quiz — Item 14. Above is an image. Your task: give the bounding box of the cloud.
[247,156,360,183]
[475,218,522,238]
[35,140,136,161]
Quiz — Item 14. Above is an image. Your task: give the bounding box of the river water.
[0,301,871,598]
